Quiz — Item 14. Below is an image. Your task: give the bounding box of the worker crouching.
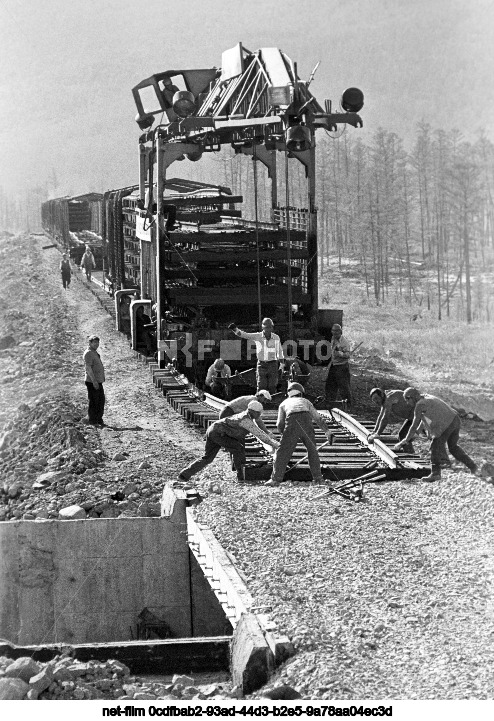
[178,400,279,483]
[265,382,331,487]
[394,387,478,482]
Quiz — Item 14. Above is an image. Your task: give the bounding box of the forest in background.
[2,123,494,325]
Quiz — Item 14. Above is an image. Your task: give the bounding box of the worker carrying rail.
[228,317,284,395]
[265,382,332,487]
[178,400,280,483]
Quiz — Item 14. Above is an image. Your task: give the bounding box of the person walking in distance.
[80,245,95,281]
[178,400,279,483]
[59,253,71,289]
[324,323,351,408]
[394,387,479,482]
[83,335,106,426]
[229,317,284,395]
[265,382,331,487]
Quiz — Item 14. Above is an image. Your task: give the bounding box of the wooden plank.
[166,248,308,262]
[170,230,306,244]
[162,265,302,280]
[0,637,231,674]
[231,613,273,694]
[167,286,311,305]
[166,195,243,208]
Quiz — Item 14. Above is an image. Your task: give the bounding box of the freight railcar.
[41,193,105,267]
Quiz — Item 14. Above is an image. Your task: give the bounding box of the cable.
[253,142,262,326]
[284,150,293,339]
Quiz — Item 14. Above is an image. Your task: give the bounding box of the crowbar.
[286,439,332,473]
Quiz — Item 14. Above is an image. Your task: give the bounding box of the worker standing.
[265,382,331,487]
[83,335,106,426]
[324,323,352,408]
[59,253,71,289]
[178,400,279,483]
[394,387,478,482]
[229,317,284,395]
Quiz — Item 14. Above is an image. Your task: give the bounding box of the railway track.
[146,361,430,483]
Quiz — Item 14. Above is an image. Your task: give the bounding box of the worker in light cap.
[178,399,279,484]
[265,382,332,487]
[219,388,272,431]
[205,358,232,399]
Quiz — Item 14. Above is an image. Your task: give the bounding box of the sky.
[0,0,493,197]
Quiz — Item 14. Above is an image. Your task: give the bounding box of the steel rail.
[325,408,400,469]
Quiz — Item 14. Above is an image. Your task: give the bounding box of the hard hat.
[247,400,263,412]
[256,390,272,401]
[287,382,304,396]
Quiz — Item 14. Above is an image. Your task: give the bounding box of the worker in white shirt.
[205,358,232,399]
[229,317,284,395]
[178,400,279,483]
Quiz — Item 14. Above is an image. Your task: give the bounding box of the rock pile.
[0,655,233,701]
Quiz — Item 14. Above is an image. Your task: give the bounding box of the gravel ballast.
[1,232,493,700]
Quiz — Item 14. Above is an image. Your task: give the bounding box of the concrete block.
[231,613,273,694]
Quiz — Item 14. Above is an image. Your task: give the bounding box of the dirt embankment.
[0,232,204,522]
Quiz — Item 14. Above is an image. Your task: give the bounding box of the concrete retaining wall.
[0,516,227,645]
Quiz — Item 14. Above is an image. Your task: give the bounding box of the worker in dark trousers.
[367,388,415,452]
[394,387,479,482]
[265,382,331,487]
[229,317,284,395]
[59,253,71,289]
[178,400,279,483]
[83,335,106,426]
[324,323,352,408]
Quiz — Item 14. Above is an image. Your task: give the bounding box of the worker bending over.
[219,389,271,428]
[394,387,478,482]
[367,388,415,452]
[205,358,231,399]
[265,382,331,487]
[178,400,279,483]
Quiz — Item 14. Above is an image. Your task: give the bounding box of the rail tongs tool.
[311,468,387,502]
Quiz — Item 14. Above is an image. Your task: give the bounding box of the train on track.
[41,42,365,392]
